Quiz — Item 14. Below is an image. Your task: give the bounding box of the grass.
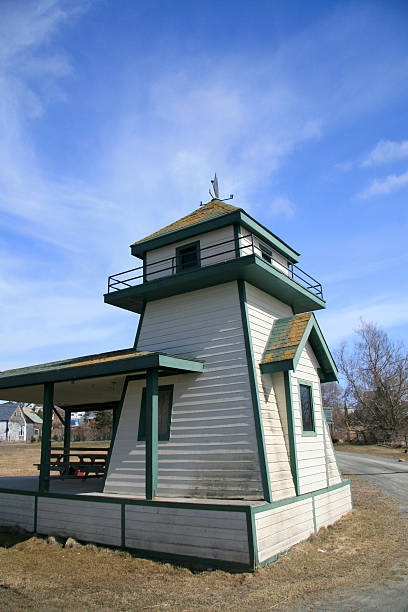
[335,443,407,460]
[0,440,110,477]
[0,445,407,609]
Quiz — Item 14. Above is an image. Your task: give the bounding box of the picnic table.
[35,447,109,480]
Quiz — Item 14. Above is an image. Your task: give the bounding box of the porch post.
[145,368,158,500]
[63,409,71,475]
[39,382,54,493]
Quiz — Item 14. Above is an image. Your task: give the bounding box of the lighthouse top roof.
[133,199,238,245]
[131,198,300,263]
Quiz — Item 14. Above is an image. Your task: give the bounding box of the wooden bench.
[35,447,109,480]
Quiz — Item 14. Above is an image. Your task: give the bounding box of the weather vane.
[202,174,233,205]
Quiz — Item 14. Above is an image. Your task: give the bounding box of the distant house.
[324,407,335,439]
[0,402,42,441]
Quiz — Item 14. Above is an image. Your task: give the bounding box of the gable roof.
[0,402,18,421]
[133,199,238,245]
[260,312,338,382]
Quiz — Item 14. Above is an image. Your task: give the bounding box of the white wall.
[238,227,290,275]
[37,498,121,547]
[104,282,263,500]
[145,225,235,281]
[126,505,249,565]
[291,342,330,494]
[245,283,296,501]
[0,493,34,531]
[314,485,352,531]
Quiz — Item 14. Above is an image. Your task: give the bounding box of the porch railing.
[107,233,323,300]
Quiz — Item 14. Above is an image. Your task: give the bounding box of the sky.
[0,0,407,372]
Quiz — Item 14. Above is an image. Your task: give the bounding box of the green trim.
[237,279,272,502]
[284,371,299,496]
[0,352,203,390]
[322,414,344,483]
[121,502,126,548]
[320,389,330,487]
[260,359,293,374]
[246,508,257,569]
[133,302,146,348]
[312,495,317,533]
[252,479,352,514]
[102,377,129,489]
[158,354,203,372]
[39,382,53,494]
[297,379,316,435]
[138,384,174,441]
[175,240,201,274]
[145,368,159,500]
[259,554,278,568]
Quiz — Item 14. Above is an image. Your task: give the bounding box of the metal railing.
[107,233,323,300]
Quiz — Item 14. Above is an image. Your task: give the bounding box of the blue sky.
[0,0,407,371]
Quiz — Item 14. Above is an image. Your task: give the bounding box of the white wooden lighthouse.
[0,188,351,569]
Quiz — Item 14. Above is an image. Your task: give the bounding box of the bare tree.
[337,320,408,440]
[321,381,348,430]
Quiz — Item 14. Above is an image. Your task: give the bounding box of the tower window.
[259,243,273,264]
[138,385,174,441]
[176,241,200,273]
[299,383,315,432]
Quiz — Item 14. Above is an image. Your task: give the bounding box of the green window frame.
[175,241,201,273]
[298,380,316,436]
[138,385,174,441]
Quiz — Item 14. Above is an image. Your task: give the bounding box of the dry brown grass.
[335,443,407,460]
[0,441,110,477]
[0,476,407,611]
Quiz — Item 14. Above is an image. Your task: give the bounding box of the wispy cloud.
[319,296,408,345]
[363,139,408,166]
[269,196,295,219]
[359,169,408,198]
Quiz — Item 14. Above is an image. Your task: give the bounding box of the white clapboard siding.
[245,283,296,501]
[125,505,249,564]
[323,419,342,485]
[255,498,315,563]
[105,282,263,499]
[145,226,235,281]
[0,493,34,531]
[314,485,352,531]
[291,342,328,494]
[37,498,121,546]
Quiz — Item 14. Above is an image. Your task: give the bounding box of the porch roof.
[0,348,203,406]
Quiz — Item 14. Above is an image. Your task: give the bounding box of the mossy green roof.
[132,199,238,245]
[261,313,338,382]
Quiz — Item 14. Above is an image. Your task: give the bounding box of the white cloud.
[359,169,408,198]
[269,196,295,219]
[318,296,408,345]
[363,139,408,166]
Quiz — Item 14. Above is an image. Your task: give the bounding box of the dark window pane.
[178,244,198,270]
[138,386,173,441]
[300,384,314,431]
[260,245,272,264]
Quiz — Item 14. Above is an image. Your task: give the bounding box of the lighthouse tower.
[103,195,343,505]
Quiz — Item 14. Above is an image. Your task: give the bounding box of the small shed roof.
[0,402,17,421]
[0,348,204,406]
[23,407,43,424]
[260,313,338,382]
